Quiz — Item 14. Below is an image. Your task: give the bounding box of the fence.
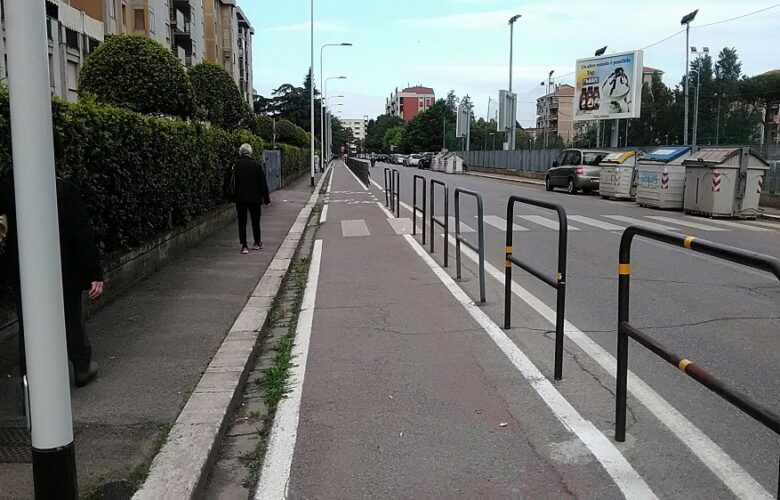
[263,150,282,192]
[765,160,780,195]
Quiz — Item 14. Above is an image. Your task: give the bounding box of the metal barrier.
[383,167,392,207]
[615,227,780,496]
[429,179,449,267]
[412,175,426,244]
[454,188,486,304]
[504,196,568,381]
[382,168,400,217]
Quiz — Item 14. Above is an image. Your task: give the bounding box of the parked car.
[418,152,435,169]
[406,154,422,167]
[545,149,609,194]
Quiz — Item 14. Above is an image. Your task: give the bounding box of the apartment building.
[342,117,368,143]
[385,86,435,123]
[0,0,104,102]
[203,0,253,103]
[235,6,253,105]
[536,84,575,145]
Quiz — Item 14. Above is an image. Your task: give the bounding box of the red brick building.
[386,86,436,123]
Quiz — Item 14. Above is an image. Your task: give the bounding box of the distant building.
[386,85,435,123]
[642,66,665,86]
[235,7,254,105]
[0,0,104,102]
[342,117,368,147]
[536,84,575,145]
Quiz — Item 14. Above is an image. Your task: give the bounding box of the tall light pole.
[6,0,77,496]
[324,76,346,160]
[690,68,701,147]
[507,14,521,150]
[310,0,314,186]
[715,92,722,145]
[681,9,699,146]
[546,70,554,148]
[320,42,352,167]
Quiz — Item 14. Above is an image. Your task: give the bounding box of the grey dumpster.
[599,151,639,200]
[683,147,769,219]
[635,146,692,209]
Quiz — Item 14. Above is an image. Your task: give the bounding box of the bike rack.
[504,196,568,381]
[412,175,426,244]
[383,167,392,207]
[391,169,400,217]
[615,227,780,496]
[454,188,486,304]
[429,179,449,267]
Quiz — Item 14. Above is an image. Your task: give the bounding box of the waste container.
[598,151,639,199]
[683,147,770,218]
[635,146,692,209]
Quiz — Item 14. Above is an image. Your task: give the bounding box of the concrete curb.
[133,166,331,500]
[759,212,780,221]
[467,171,545,186]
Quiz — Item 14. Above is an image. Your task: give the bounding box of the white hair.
[239,143,253,156]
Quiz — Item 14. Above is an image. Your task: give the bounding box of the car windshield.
[583,153,607,166]
[411,154,421,159]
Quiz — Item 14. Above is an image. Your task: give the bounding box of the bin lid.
[682,147,770,167]
[600,151,636,165]
[641,146,691,163]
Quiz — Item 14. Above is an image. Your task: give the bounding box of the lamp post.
[689,68,701,147]
[507,14,522,150]
[309,0,314,186]
[324,76,346,161]
[320,43,352,168]
[715,92,722,145]
[546,70,554,148]
[681,9,699,145]
[6,1,77,496]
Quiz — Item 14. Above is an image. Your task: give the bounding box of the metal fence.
[765,161,780,195]
[263,150,282,192]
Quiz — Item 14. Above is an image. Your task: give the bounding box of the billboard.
[455,104,471,138]
[497,90,517,131]
[574,50,643,122]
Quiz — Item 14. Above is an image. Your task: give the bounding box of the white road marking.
[326,167,335,193]
[255,240,323,500]
[448,216,476,233]
[682,216,771,232]
[645,216,728,232]
[568,215,625,231]
[517,214,580,231]
[740,219,780,229]
[401,233,657,499]
[387,217,413,235]
[604,215,681,232]
[341,220,370,237]
[319,204,328,224]
[394,197,772,498]
[482,215,528,231]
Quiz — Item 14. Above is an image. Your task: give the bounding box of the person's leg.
[236,202,248,248]
[249,203,262,246]
[63,287,92,375]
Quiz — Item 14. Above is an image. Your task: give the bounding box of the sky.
[242,0,780,127]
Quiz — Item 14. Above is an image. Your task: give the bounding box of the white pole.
[320,45,325,169]
[693,71,700,146]
[684,22,690,145]
[508,22,515,150]
[309,0,315,186]
[6,0,77,496]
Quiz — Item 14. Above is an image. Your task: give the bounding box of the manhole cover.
[0,426,31,463]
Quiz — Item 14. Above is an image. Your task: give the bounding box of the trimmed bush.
[275,119,298,145]
[188,62,249,130]
[248,114,274,142]
[78,35,194,118]
[278,144,310,180]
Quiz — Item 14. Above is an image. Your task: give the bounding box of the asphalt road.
[370,161,780,497]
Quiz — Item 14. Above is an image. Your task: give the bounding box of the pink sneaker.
[253,242,263,251]
[241,246,250,255]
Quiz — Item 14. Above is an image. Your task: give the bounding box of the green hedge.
[277,144,310,181]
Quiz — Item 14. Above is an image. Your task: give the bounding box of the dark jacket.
[0,176,104,292]
[225,156,271,205]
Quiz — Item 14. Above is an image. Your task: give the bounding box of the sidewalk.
[256,163,628,498]
[0,172,320,498]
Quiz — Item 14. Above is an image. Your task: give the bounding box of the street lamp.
[594,46,607,57]
[681,8,699,145]
[324,76,346,161]
[507,14,522,150]
[714,92,722,145]
[545,70,554,148]
[690,47,709,146]
[309,0,313,185]
[320,42,352,169]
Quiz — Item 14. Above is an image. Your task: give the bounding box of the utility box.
[598,151,638,200]
[683,147,769,219]
[635,146,692,209]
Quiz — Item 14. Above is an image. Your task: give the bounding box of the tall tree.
[402,99,457,153]
[364,114,404,152]
[383,126,404,151]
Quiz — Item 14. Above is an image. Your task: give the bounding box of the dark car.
[545,149,609,194]
[418,152,434,169]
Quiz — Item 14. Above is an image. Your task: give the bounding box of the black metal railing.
[429,179,449,267]
[615,226,780,496]
[413,175,426,244]
[391,169,400,217]
[504,196,569,381]
[383,167,392,207]
[454,188,486,304]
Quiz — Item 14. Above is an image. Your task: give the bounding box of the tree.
[740,71,780,145]
[78,35,194,118]
[253,71,321,135]
[248,114,274,142]
[383,126,404,151]
[365,114,404,152]
[628,72,678,145]
[402,99,456,153]
[188,62,249,130]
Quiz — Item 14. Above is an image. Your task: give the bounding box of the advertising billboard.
[574,50,643,122]
[497,90,517,131]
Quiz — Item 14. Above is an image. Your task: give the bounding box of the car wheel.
[545,176,554,192]
[567,178,577,195]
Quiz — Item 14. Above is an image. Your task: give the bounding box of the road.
[368,161,779,497]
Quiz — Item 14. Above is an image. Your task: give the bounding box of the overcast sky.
[242,0,779,126]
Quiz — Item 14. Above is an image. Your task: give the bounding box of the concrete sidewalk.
[0,172,320,498]
[257,163,629,498]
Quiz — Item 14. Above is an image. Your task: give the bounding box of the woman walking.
[225,144,271,254]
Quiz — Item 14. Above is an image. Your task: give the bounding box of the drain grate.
[0,427,31,463]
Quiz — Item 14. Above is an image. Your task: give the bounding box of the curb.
[133,166,331,500]
[468,171,545,186]
[759,212,780,221]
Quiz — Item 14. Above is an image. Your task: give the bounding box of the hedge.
[188,62,249,130]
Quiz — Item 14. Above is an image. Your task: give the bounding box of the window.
[64,28,79,50]
[109,0,116,19]
[134,9,145,33]
[121,5,127,31]
[149,9,156,34]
